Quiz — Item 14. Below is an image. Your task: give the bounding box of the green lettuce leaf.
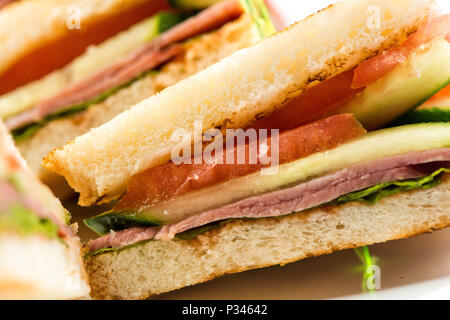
[333,167,450,205]
[157,11,190,34]
[241,0,276,37]
[84,211,161,236]
[0,204,60,239]
[85,219,234,258]
[392,108,450,126]
[175,219,234,240]
[84,239,154,258]
[353,246,379,293]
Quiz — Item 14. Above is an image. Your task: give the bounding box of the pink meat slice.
[5,0,244,131]
[88,148,450,252]
[154,0,244,49]
[6,46,183,131]
[0,180,72,238]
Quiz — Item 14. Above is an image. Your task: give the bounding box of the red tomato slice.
[352,14,450,89]
[426,84,450,102]
[0,0,171,96]
[250,69,364,132]
[251,15,450,133]
[419,84,450,109]
[115,114,366,210]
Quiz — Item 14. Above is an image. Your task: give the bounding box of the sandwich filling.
[0,178,68,240]
[0,134,71,240]
[4,0,273,141]
[88,151,450,252]
[87,119,450,252]
[250,14,450,132]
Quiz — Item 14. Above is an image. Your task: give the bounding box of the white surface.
[157,228,450,300]
[341,275,450,300]
[273,0,449,27]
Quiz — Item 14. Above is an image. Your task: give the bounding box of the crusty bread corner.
[44,0,436,206]
[0,0,151,77]
[85,174,450,300]
[17,14,259,199]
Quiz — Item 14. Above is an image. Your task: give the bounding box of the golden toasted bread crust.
[17,15,259,198]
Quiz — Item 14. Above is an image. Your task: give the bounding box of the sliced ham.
[5,45,182,130]
[89,227,159,252]
[0,179,72,238]
[154,0,244,49]
[0,180,18,211]
[116,114,366,210]
[88,148,450,252]
[5,0,244,131]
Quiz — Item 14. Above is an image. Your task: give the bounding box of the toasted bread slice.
[17,15,259,199]
[44,0,437,205]
[85,173,450,300]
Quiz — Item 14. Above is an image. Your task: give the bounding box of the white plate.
[155,228,450,300]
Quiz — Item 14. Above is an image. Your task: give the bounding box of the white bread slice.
[0,0,152,78]
[17,15,260,199]
[0,122,90,299]
[85,173,450,300]
[0,232,89,300]
[44,0,437,205]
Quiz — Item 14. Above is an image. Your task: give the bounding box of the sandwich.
[0,0,274,197]
[0,121,89,299]
[43,0,450,299]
